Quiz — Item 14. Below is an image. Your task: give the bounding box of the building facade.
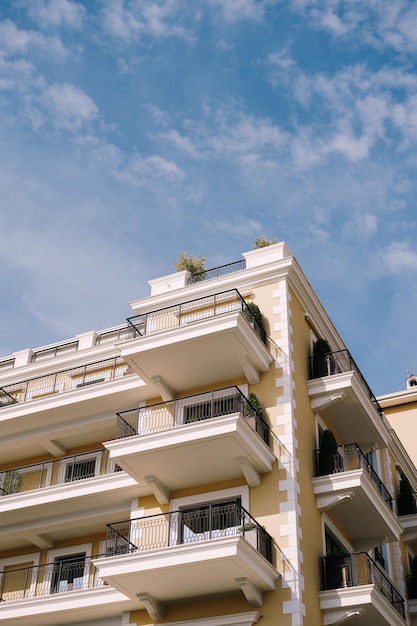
[1,242,417,626]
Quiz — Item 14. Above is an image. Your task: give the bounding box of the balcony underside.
[105,414,275,500]
[308,372,388,451]
[0,586,139,626]
[94,536,279,616]
[319,585,406,626]
[118,312,273,395]
[0,473,149,551]
[313,470,402,550]
[0,376,149,465]
[400,514,417,552]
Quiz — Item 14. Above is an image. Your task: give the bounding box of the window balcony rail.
[0,358,15,372]
[0,449,119,497]
[308,349,383,417]
[116,386,270,445]
[31,341,79,363]
[320,552,405,620]
[0,555,104,602]
[126,288,266,345]
[314,442,393,510]
[0,356,129,409]
[95,325,136,345]
[188,260,246,284]
[105,500,273,564]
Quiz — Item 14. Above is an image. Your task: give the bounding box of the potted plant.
[1,470,23,495]
[243,302,264,330]
[172,252,207,280]
[398,473,416,516]
[312,338,332,377]
[243,392,265,437]
[318,429,341,476]
[253,235,277,249]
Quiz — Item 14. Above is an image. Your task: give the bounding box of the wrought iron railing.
[314,442,393,510]
[188,260,246,284]
[116,386,270,445]
[308,349,383,416]
[126,288,266,345]
[0,449,119,497]
[95,325,136,345]
[320,552,405,619]
[0,356,129,409]
[105,500,272,563]
[31,341,79,363]
[0,555,104,602]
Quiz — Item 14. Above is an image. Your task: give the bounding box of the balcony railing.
[320,552,405,620]
[0,555,103,602]
[105,500,272,564]
[314,443,393,510]
[397,492,417,516]
[188,260,246,284]
[95,325,136,345]
[126,289,266,345]
[0,356,129,409]
[31,341,79,363]
[0,449,119,497]
[116,386,270,445]
[308,349,383,416]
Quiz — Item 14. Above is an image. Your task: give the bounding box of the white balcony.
[0,557,138,626]
[0,470,148,552]
[308,351,389,451]
[313,444,401,550]
[94,503,280,619]
[320,553,406,626]
[104,388,275,502]
[118,290,273,394]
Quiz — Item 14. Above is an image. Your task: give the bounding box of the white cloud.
[114,153,185,186]
[101,0,188,42]
[205,0,266,22]
[20,0,86,29]
[42,83,99,131]
[0,18,67,59]
[382,242,417,274]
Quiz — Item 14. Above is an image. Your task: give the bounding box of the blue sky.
[0,0,416,396]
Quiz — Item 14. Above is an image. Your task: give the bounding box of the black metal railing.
[126,289,266,345]
[105,500,272,563]
[320,552,405,619]
[188,260,246,284]
[308,349,383,416]
[95,325,136,345]
[0,555,104,602]
[116,386,270,445]
[0,449,119,497]
[314,443,393,510]
[31,341,79,363]
[0,356,129,408]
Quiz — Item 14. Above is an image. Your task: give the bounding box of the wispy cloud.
[19,0,86,29]
[381,241,417,274]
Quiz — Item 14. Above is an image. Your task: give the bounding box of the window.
[51,553,86,593]
[178,498,242,544]
[58,452,101,484]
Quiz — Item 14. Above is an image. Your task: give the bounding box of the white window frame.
[170,486,249,546]
[0,552,40,599]
[45,543,92,594]
[57,451,102,484]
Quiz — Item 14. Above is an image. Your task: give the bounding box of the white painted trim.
[171,485,249,513]
[0,552,41,598]
[161,610,260,626]
[58,451,102,483]
[44,543,93,593]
